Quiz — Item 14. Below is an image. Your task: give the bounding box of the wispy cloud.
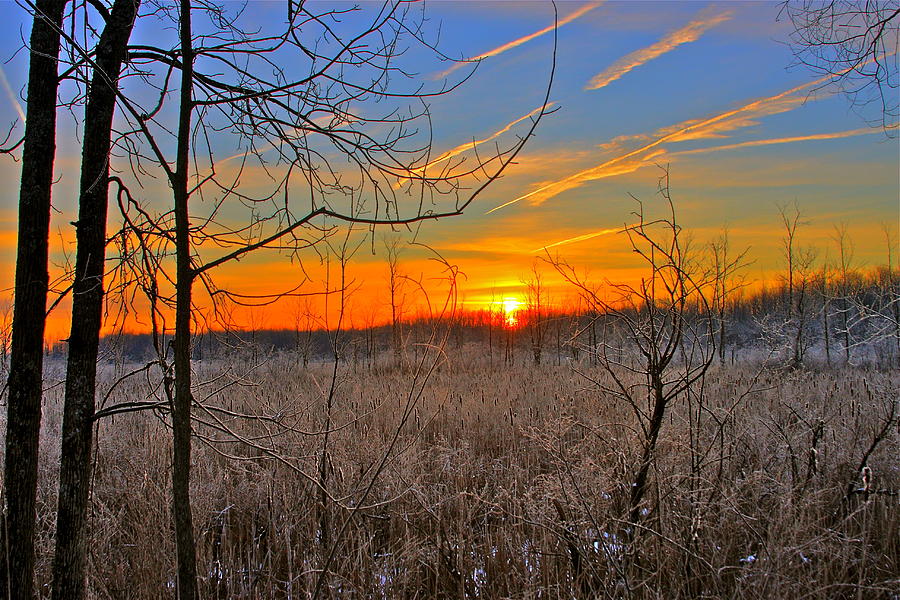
[487,149,665,214]
[0,66,24,124]
[437,2,603,79]
[533,225,628,253]
[586,7,732,90]
[488,73,835,213]
[671,128,877,156]
[397,103,553,186]
[527,130,878,254]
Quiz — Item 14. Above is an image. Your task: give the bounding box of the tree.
[105,0,554,594]
[552,170,714,556]
[386,237,407,367]
[778,201,817,368]
[831,223,855,362]
[523,262,549,365]
[781,1,900,133]
[51,2,140,597]
[708,226,749,364]
[0,297,11,376]
[2,1,67,596]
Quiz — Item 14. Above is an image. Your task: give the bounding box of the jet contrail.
[437,2,603,79]
[671,128,877,156]
[396,103,553,187]
[0,66,25,124]
[587,7,732,90]
[488,73,835,214]
[533,225,628,253]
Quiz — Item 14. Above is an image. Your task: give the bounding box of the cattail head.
[861,466,873,493]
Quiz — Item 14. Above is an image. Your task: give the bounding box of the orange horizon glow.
[0,4,896,348]
[499,297,523,328]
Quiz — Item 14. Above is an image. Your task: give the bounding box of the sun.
[500,297,522,327]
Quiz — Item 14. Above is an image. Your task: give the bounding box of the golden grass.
[16,352,900,598]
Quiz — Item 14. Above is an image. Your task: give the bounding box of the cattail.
[861,465,873,499]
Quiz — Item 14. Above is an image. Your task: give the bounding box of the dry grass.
[13,349,900,598]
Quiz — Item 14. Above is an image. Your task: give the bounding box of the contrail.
[587,7,732,90]
[533,225,627,253]
[437,2,603,79]
[671,128,877,156]
[528,130,876,251]
[487,149,665,214]
[0,66,25,124]
[488,73,835,214]
[396,103,553,186]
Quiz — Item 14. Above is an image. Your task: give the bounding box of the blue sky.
[0,0,897,330]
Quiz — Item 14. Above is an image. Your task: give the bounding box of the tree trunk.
[172,0,198,596]
[629,375,666,528]
[2,1,66,597]
[51,2,139,598]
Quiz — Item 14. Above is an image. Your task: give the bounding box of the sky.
[0,0,897,338]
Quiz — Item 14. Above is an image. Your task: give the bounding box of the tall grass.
[9,350,898,598]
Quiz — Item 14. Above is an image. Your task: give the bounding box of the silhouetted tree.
[2,1,67,596]
[107,0,553,594]
[51,2,141,597]
[782,0,899,132]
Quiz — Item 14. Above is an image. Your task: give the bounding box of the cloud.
[488,73,835,213]
[397,103,553,185]
[586,7,732,90]
[532,225,627,253]
[670,128,877,156]
[0,65,24,124]
[487,149,665,213]
[526,128,881,255]
[437,2,603,79]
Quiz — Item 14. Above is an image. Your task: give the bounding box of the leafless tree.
[831,223,855,362]
[882,223,900,362]
[292,297,317,369]
[781,0,900,133]
[552,170,715,560]
[386,237,408,368]
[523,262,549,365]
[708,226,750,364]
[51,2,140,598]
[0,296,11,377]
[2,1,66,596]
[103,0,555,595]
[778,201,818,368]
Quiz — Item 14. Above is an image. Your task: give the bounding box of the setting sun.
[501,297,523,327]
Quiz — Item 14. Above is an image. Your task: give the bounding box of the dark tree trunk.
[629,375,666,528]
[2,2,66,597]
[51,2,139,598]
[172,0,198,596]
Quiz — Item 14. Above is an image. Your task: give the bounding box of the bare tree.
[51,3,140,597]
[830,223,856,363]
[0,296,11,376]
[778,201,817,368]
[2,1,67,596]
[103,0,555,594]
[781,0,900,132]
[293,297,317,368]
[523,262,549,365]
[708,226,750,364]
[882,223,900,362]
[386,237,407,368]
[552,170,714,554]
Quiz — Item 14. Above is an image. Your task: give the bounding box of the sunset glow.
[501,298,523,328]
[0,1,895,339]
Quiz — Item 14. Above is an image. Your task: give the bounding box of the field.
[18,344,899,599]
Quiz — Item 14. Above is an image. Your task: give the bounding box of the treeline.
[49,263,897,369]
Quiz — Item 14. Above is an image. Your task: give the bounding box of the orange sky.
[0,1,897,341]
